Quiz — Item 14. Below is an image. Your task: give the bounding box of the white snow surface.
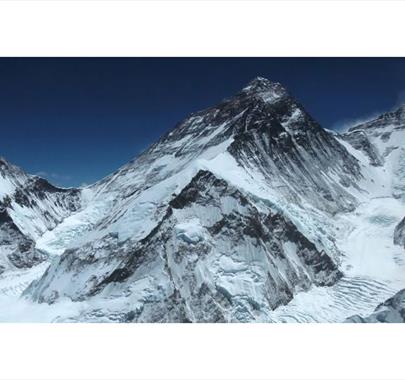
[175,219,206,244]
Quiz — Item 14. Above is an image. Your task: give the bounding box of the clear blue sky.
[0,58,404,187]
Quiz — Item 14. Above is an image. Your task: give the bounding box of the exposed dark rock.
[0,209,48,269]
[394,217,405,248]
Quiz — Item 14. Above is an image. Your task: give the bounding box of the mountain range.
[0,77,404,322]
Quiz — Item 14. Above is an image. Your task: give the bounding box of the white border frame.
[0,1,404,57]
[0,1,404,380]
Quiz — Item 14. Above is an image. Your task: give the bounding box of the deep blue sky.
[0,58,404,187]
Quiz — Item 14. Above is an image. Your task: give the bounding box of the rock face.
[347,288,405,323]
[2,77,405,322]
[0,208,47,271]
[394,217,405,248]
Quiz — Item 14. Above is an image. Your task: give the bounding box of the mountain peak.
[0,156,26,178]
[243,76,274,89]
[242,76,279,91]
[347,103,405,133]
[0,156,16,174]
[394,103,405,117]
[0,156,9,166]
[378,104,405,121]
[241,76,288,104]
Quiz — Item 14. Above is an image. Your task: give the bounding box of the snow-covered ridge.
[349,104,405,132]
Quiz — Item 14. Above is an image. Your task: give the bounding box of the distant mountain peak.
[0,156,9,167]
[378,104,405,121]
[393,103,405,116]
[242,76,284,92]
[348,103,405,132]
[0,156,25,178]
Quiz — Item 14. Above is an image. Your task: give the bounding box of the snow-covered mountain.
[26,170,342,322]
[0,158,81,273]
[1,77,404,322]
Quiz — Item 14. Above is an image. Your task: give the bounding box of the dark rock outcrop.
[394,217,405,248]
